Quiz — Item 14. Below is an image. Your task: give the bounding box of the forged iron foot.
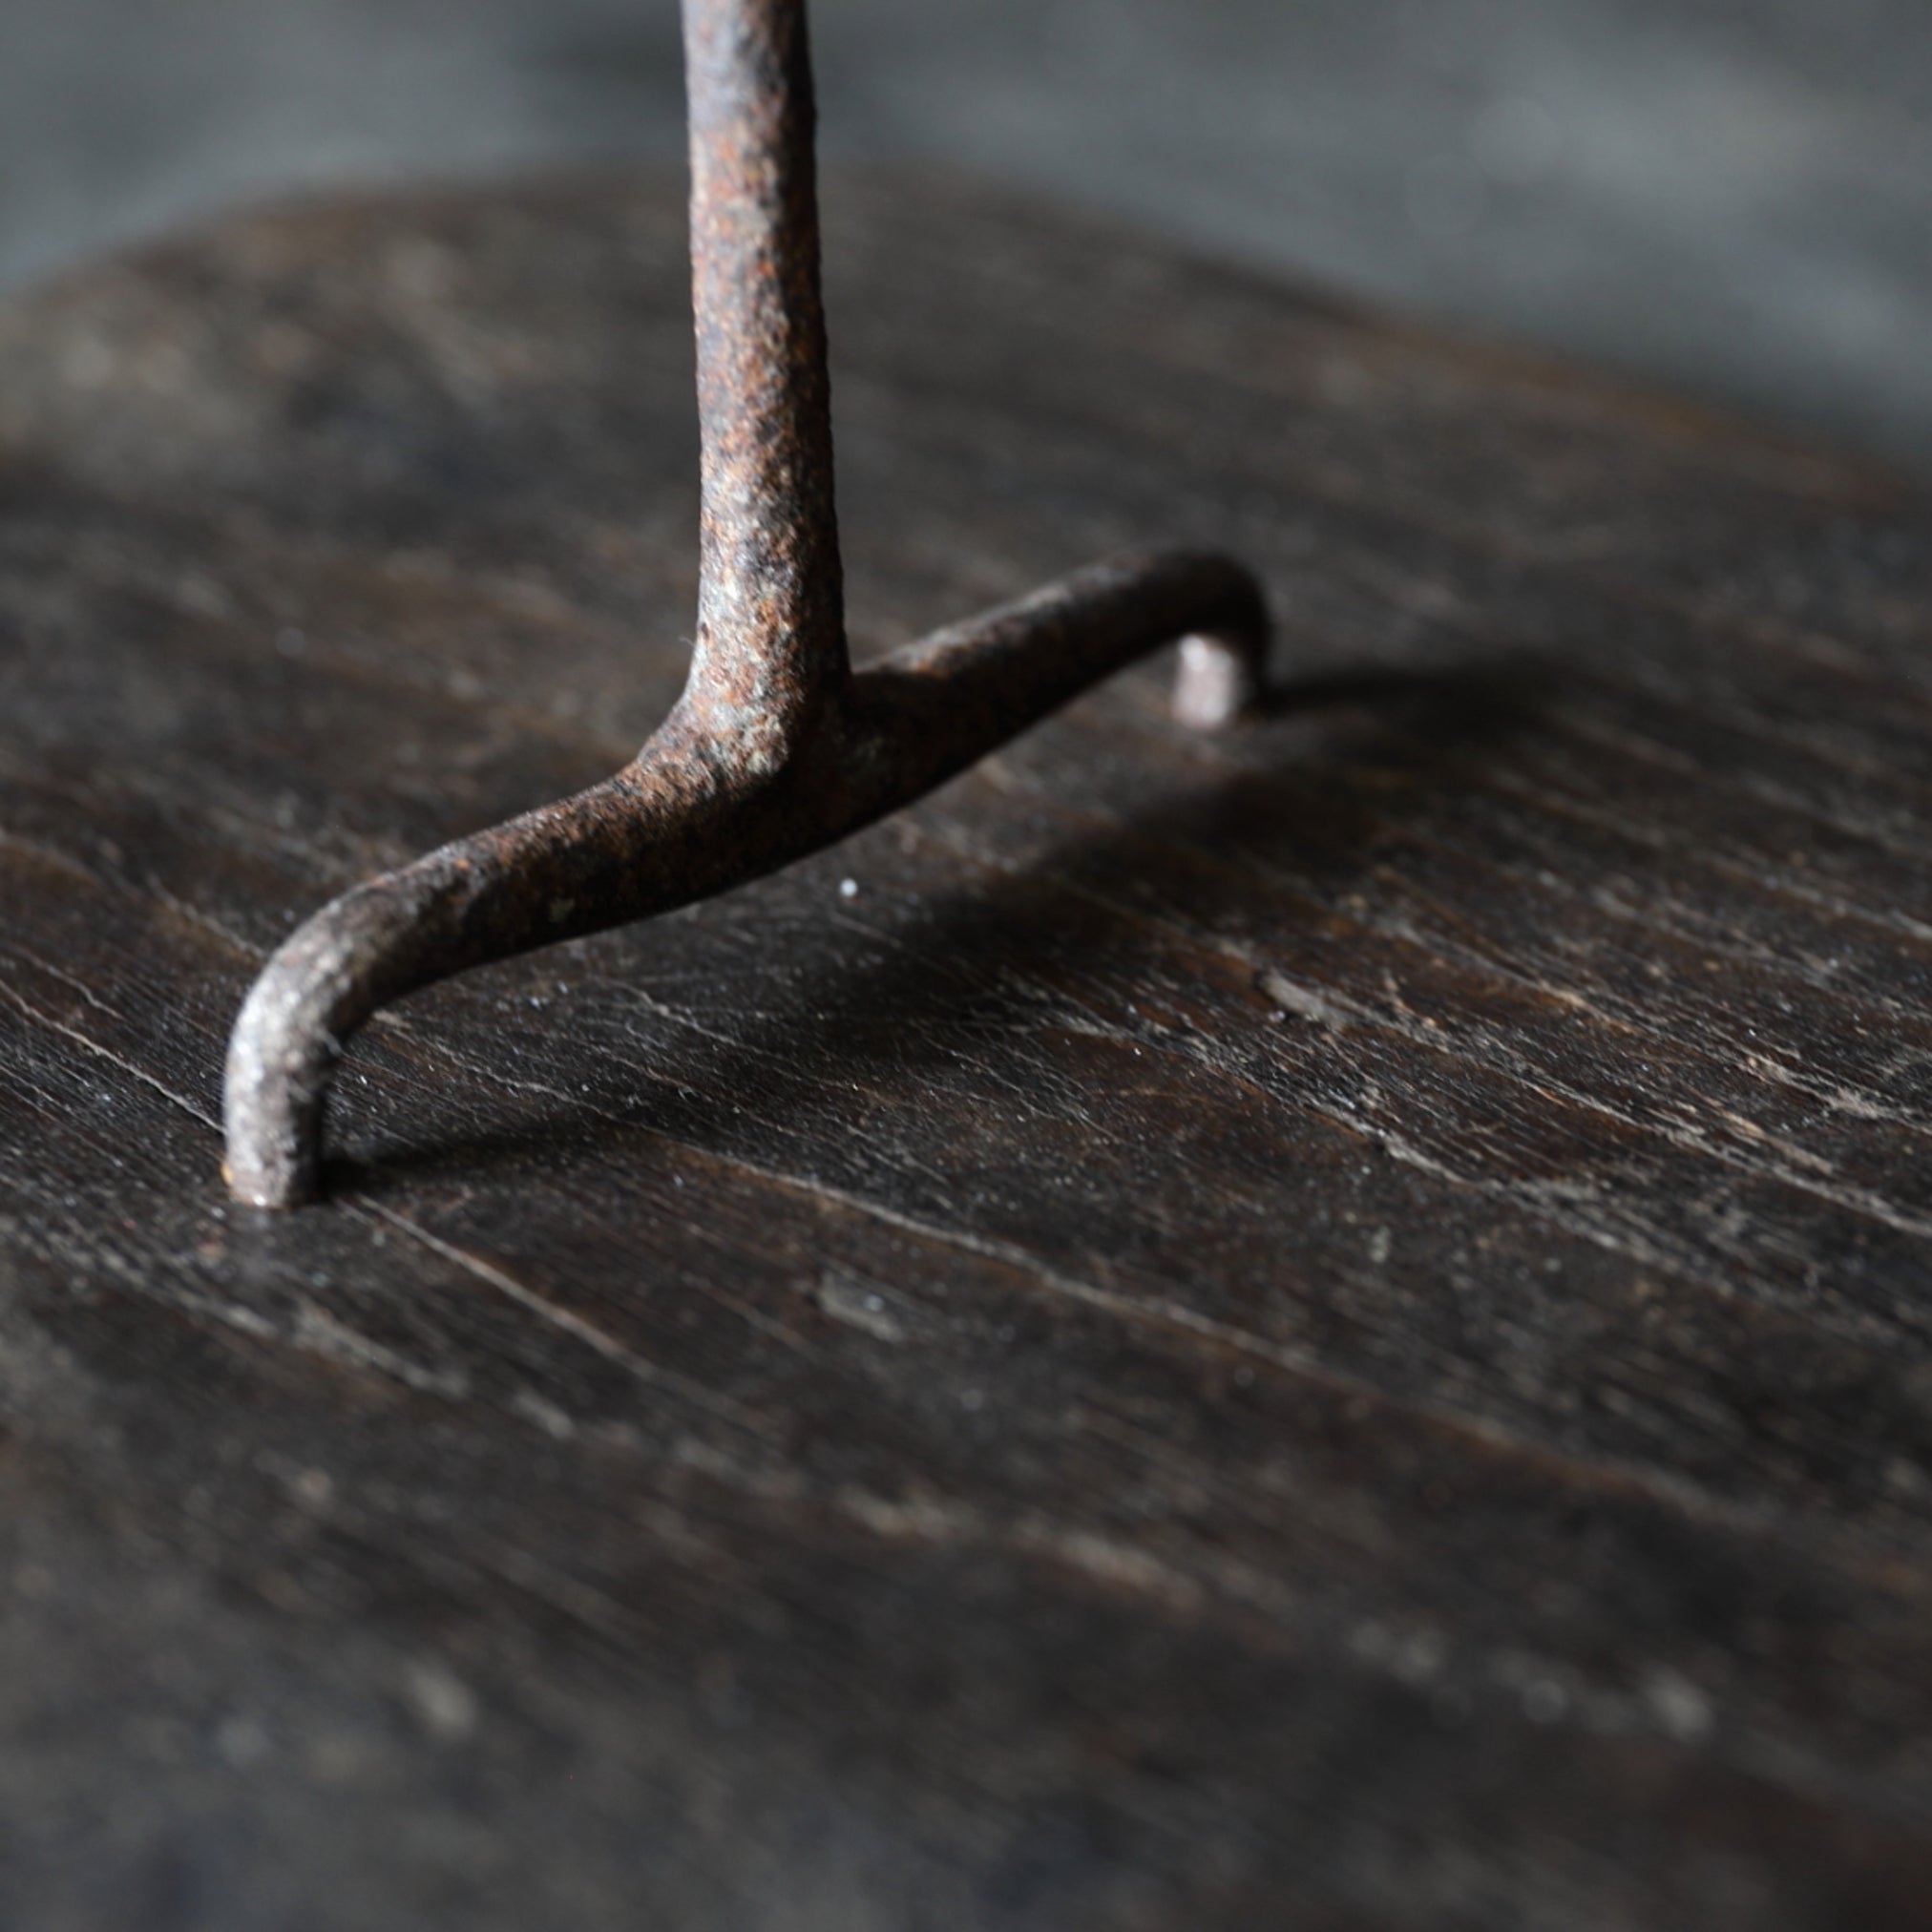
[222,0,1270,1208]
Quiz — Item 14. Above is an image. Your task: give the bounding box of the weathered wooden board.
[2,170,1931,1930]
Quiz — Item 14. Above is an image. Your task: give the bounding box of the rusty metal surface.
[222,0,1268,1208]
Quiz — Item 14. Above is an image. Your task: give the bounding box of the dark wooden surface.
[3,171,1932,1930]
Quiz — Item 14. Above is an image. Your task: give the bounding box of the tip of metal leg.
[223,1044,327,1210]
[1172,632,1265,732]
[222,913,360,1210]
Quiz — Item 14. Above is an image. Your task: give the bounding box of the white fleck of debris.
[292,1467,334,1508]
[1369,1227,1393,1266]
[405,1660,479,1743]
[511,1389,576,1441]
[1259,971,1349,1028]
[1643,1669,1713,1741]
[817,1276,905,1342]
[838,877,858,898]
[672,1174,685,1188]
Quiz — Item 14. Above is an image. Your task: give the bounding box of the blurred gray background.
[6,0,1928,470]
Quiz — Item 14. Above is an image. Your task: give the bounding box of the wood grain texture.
[2,170,1931,1930]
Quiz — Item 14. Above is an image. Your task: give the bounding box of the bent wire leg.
[221,0,1271,1208]
[223,550,1267,1207]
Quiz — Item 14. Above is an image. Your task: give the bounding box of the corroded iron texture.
[223,0,1268,1208]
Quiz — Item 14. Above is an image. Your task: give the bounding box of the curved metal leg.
[222,0,1269,1207]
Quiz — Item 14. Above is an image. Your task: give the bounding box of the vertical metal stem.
[682,0,847,766]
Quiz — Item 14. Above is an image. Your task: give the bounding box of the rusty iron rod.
[223,0,1270,1208]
